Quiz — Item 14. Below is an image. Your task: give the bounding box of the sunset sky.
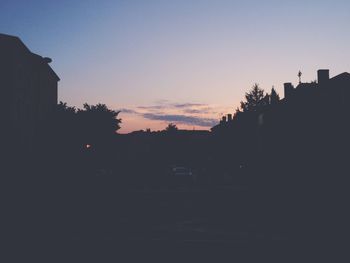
[1,0,350,133]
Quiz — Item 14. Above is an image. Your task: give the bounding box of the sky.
[1,0,350,133]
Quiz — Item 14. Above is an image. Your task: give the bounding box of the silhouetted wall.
[0,33,59,151]
[317,69,329,85]
[283,82,294,99]
[212,69,350,187]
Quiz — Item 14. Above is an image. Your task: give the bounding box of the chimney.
[284,83,294,99]
[317,69,329,85]
[227,114,232,122]
[221,116,227,123]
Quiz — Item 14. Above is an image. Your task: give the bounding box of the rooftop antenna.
[298,70,302,84]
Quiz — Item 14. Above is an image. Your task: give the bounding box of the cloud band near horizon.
[142,113,217,127]
[118,101,224,129]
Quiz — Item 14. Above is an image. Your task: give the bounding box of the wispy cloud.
[136,102,206,111]
[136,105,166,110]
[119,108,138,114]
[183,106,213,114]
[118,100,229,130]
[142,113,218,127]
[134,101,212,113]
[172,103,206,108]
[182,109,202,114]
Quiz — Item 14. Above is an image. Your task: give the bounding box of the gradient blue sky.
[1,0,350,132]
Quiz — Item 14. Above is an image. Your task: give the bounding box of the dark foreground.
[5,171,348,263]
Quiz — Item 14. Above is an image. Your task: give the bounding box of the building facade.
[0,33,59,149]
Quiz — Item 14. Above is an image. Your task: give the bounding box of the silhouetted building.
[217,114,235,127]
[221,115,227,123]
[0,33,59,148]
[212,69,350,136]
[317,69,329,85]
[283,69,350,102]
[283,82,294,99]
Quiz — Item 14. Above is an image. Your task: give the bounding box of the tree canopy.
[77,103,121,134]
[270,87,280,105]
[240,84,269,113]
[165,123,178,133]
[55,102,121,148]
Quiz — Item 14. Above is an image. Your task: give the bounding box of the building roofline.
[330,72,350,81]
[0,33,60,81]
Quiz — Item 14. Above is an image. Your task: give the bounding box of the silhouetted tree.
[57,101,77,115]
[270,88,280,105]
[240,84,268,112]
[234,107,241,117]
[54,101,78,141]
[77,103,121,146]
[264,93,270,106]
[165,123,178,133]
[43,101,83,173]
